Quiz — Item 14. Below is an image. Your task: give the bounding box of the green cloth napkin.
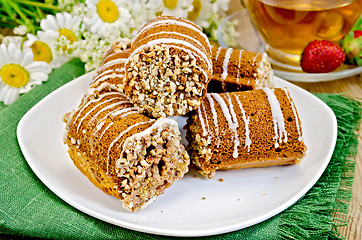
[0,58,361,239]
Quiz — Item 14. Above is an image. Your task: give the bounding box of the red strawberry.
[340,30,362,66]
[352,30,362,38]
[300,40,345,73]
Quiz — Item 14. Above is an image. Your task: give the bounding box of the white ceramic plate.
[273,67,362,82]
[17,71,337,237]
[218,11,362,82]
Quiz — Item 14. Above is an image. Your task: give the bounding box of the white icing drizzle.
[206,94,219,147]
[226,94,241,158]
[96,106,136,128]
[92,69,113,83]
[100,122,114,139]
[94,107,137,137]
[236,50,244,84]
[144,31,209,55]
[106,119,155,174]
[127,43,209,83]
[102,49,128,63]
[97,58,127,73]
[221,48,233,81]
[211,93,240,158]
[129,38,212,72]
[215,47,222,60]
[102,52,118,63]
[92,72,124,86]
[262,88,288,148]
[119,118,178,161]
[284,89,302,141]
[252,52,260,66]
[88,100,129,125]
[73,92,121,128]
[232,93,251,151]
[110,107,137,117]
[88,82,124,95]
[96,121,104,131]
[76,96,122,132]
[134,18,208,46]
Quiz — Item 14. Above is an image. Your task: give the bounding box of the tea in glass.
[244,0,362,67]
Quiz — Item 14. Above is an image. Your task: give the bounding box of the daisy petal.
[23,34,37,48]
[13,48,24,64]
[24,62,44,72]
[0,44,10,64]
[30,72,49,82]
[56,13,65,29]
[42,15,59,31]
[4,88,19,105]
[8,43,16,59]
[64,13,72,29]
[40,15,52,31]
[21,51,34,67]
[0,84,10,102]
[50,55,69,68]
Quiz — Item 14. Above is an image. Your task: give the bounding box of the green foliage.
[340,17,362,66]
[0,0,60,34]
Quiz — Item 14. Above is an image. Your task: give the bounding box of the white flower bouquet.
[0,0,237,105]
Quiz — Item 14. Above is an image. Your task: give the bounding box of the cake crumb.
[202,197,206,200]
[237,198,240,201]
[193,175,197,178]
[274,177,278,179]
[263,193,267,197]
[218,178,224,182]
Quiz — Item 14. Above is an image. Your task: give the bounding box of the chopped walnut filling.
[125,44,208,118]
[114,122,190,212]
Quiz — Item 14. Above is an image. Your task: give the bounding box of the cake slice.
[124,15,213,118]
[63,91,190,211]
[208,46,273,93]
[88,38,131,94]
[185,88,306,178]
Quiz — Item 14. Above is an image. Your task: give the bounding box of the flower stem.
[6,0,35,33]
[12,0,60,11]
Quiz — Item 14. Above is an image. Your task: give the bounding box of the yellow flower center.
[97,0,119,23]
[163,0,178,9]
[187,0,202,21]
[0,64,30,88]
[30,41,53,64]
[58,28,77,43]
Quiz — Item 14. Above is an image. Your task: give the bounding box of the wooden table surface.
[0,26,361,239]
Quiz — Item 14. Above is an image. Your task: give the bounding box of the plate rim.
[17,72,338,237]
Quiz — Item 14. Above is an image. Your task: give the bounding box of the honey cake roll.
[208,46,273,93]
[63,91,190,212]
[124,15,213,118]
[88,38,131,95]
[185,88,306,178]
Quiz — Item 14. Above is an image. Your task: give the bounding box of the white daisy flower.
[148,0,194,18]
[13,25,28,35]
[1,36,23,48]
[83,0,132,38]
[124,1,155,34]
[187,0,213,28]
[0,43,51,105]
[23,32,70,69]
[40,12,83,52]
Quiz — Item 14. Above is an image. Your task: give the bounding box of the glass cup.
[242,0,362,70]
